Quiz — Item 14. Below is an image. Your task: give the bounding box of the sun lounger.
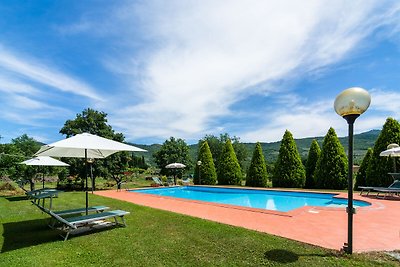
[49,206,110,227]
[181,178,191,185]
[26,189,62,210]
[53,205,110,216]
[152,177,164,186]
[37,205,130,240]
[375,188,400,199]
[358,180,400,197]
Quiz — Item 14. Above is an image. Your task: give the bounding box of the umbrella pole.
[85,149,89,215]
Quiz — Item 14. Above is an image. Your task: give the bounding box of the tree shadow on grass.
[1,218,60,253]
[2,218,124,253]
[264,249,332,264]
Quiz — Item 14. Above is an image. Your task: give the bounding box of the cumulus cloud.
[100,0,400,142]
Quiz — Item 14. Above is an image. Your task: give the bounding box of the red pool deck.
[95,187,400,252]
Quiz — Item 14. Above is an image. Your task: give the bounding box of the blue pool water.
[130,186,371,212]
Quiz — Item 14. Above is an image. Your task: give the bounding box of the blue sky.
[0,1,400,145]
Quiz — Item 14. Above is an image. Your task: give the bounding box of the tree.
[217,139,243,185]
[59,108,130,190]
[12,134,41,157]
[305,139,321,189]
[153,137,192,176]
[194,141,217,185]
[366,118,400,186]
[246,142,268,187]
[355,148,373,189]
[199,133,248,174]
[11,134,41,190]
[314,128,348,189]
[272,130,305,188]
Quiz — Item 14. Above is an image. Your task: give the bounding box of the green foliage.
[272,130,305,188]
[153,137,192,175]
[11,134,41,157]
[59,108,132,189]
[217,139,243,185]
[305,139,321,189]
[314,128,348,190]
[355,148,373,189]
[199,133,248,174]
[194,141,217,185]
[366,118,400,186]
[246,142,268,187]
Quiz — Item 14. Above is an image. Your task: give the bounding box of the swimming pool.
[131,186,371,212]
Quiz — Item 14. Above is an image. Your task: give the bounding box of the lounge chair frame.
[36,204,129,240]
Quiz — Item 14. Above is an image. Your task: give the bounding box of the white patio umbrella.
[35,133,147,213]
[380,145,400,173]
[20,156,69,189]
[166,163,186,185]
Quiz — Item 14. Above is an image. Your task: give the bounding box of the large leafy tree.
[194,141,217,185]
[246,142,268,187]
[59,108,131,189]
[199,133,248,173]
[217,139,243,185]
[314,128,347,189]
[12,134,41,157]
[10,134,41,190]
[305,139,321,189]
[272,130,305,188]
[355,148,373,189]
[366,118,400,186]
[153,137,192,176]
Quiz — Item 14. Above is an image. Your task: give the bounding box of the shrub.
[217,139,243,185]
[366,118,400,186]
[355,148,373,188]
[272,130,305,188]
[314,127,347,189]
[246,142,268,187]
[194,141,217,185]
[305,139,321,189]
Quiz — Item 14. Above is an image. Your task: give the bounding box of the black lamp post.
[334,87,371,254]
[197,160,202,185]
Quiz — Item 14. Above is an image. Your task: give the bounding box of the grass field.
[0,190,398,266]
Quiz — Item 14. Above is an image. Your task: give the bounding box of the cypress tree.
[355,148,373,189]
[366,118,400,186]
[314,127,347,189]
[272,130,306,188]
[217,139,243,185]
[305,139,321,189]
[194,141,217,185]
[246,142,268,187]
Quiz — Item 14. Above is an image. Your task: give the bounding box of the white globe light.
[334,87,371,117]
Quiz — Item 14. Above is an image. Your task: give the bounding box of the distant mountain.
[131,129,381,168]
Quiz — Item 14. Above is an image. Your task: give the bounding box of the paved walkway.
[95,187,400,252]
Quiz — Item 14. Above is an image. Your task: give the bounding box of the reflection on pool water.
[130,186,371,212]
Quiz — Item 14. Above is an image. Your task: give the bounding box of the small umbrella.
[20,156,69,189]
[166,163,186,185]
[35,133,147,214]
[380,145,400,173]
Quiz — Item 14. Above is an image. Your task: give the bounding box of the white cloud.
[240,89,400,142]
[0,45,102,101]
[102,0,400,142]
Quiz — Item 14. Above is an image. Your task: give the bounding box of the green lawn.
[0,191,398,266]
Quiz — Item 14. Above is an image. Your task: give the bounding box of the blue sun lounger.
[358,180,400,197]
[36,205,130,240]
